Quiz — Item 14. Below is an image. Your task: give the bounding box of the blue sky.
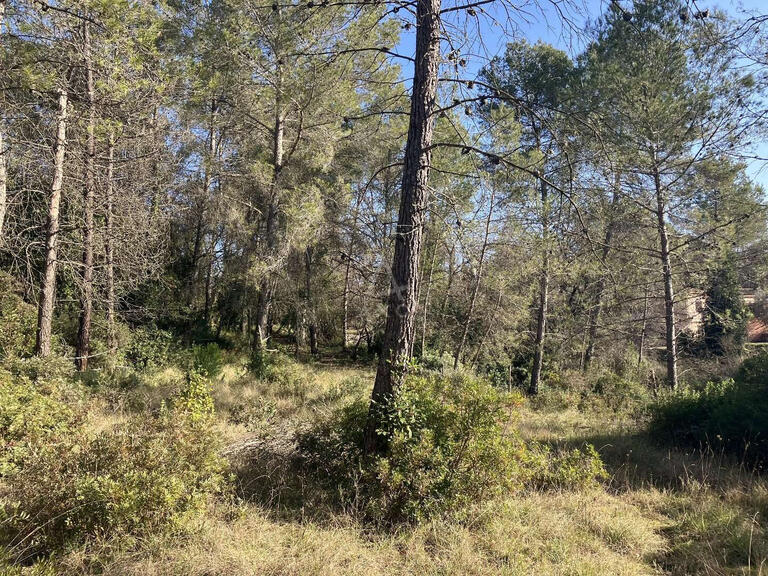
[395,0,767,189]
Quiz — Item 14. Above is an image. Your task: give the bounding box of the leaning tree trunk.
[76,22,96,371]
[35,89,68,357]
[105,133,116,351]
[364,0,441,454]
[453,187,495,369]
[583,174,621,371]
[653,163,678,388]
[530,177,549,395]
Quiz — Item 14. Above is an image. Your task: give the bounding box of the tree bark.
[35,88,68,357]
[364,0,441,454]
[653,162,678,388]
[583,174,621,371]
[530,177,549,395]
[76,22,96,371]
[105,132,116,351]
[453,187,495,369]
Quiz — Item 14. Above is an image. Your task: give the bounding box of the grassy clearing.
[5,354,768,575]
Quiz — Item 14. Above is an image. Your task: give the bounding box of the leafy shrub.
[650,352,768,463]
[0,275,37,361]
[298,372,608,525]
[0,375,227,560]
[124,327,175,368]
[193,342,223,379]
[0,371,82,477]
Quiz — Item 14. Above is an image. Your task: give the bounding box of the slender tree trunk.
[76,22,96,371]
[583,174,621,371]
[420,236,437,355]
[188,100,217,308]
[530,177,549,395]
[653,162,678,388]
[305,246,318,355]
[454,187,495,369]
[254,99,284,351]
[364,0,441,454]
[105,132,116,351]
[0,0,5,242]
[470,287,503,368]
[35,88,68,357]
[638,280,650,367]
[0,119,7,244]
[342,187,363,349]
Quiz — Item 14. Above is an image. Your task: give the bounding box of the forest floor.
[56,355,768,576]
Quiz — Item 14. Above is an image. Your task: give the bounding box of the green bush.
[124,327,176,368]
[0,371,82,477]
[0,274,38,362]
[0,375,227,561]
[298,372,607,525]
[193,342,223,379]
[650,352,768,463]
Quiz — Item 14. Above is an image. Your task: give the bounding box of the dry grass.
[12,357,768,575]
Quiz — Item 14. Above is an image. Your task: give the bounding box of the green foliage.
[298,373,607,526]
[650,353,768,463]
[192,343,223,379]
[124,327,176,368]
[0,375,227,560]
[703,257,749,356]
[0,275,37,361]
[0,372,82,477]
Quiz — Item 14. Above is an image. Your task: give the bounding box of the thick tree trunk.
[105,133,116,351]
[530,177,549,395]
[76,22,96,371]
[364,0,441,454]
[35,89,68,357]
[654,163,678,388]
[583,174,621,371]
[453,187,495,369]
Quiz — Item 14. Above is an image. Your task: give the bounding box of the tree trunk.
[35,89,68,357]
[364,0,441,454]
[342,187,363,350]
[453,187,495,369]
[530,177,549,395]
[305,246,318,355]
[254,107,283,351]
[420,236,437,355]
[583,174,621,371]
[638,280,650,367]
[654,162,678,388]
[187,100,217,309]
[105,132,116,351]
[0,0,5,242]
[76,22,96,371]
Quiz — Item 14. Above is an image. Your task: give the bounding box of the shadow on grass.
[546,426,761,492]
